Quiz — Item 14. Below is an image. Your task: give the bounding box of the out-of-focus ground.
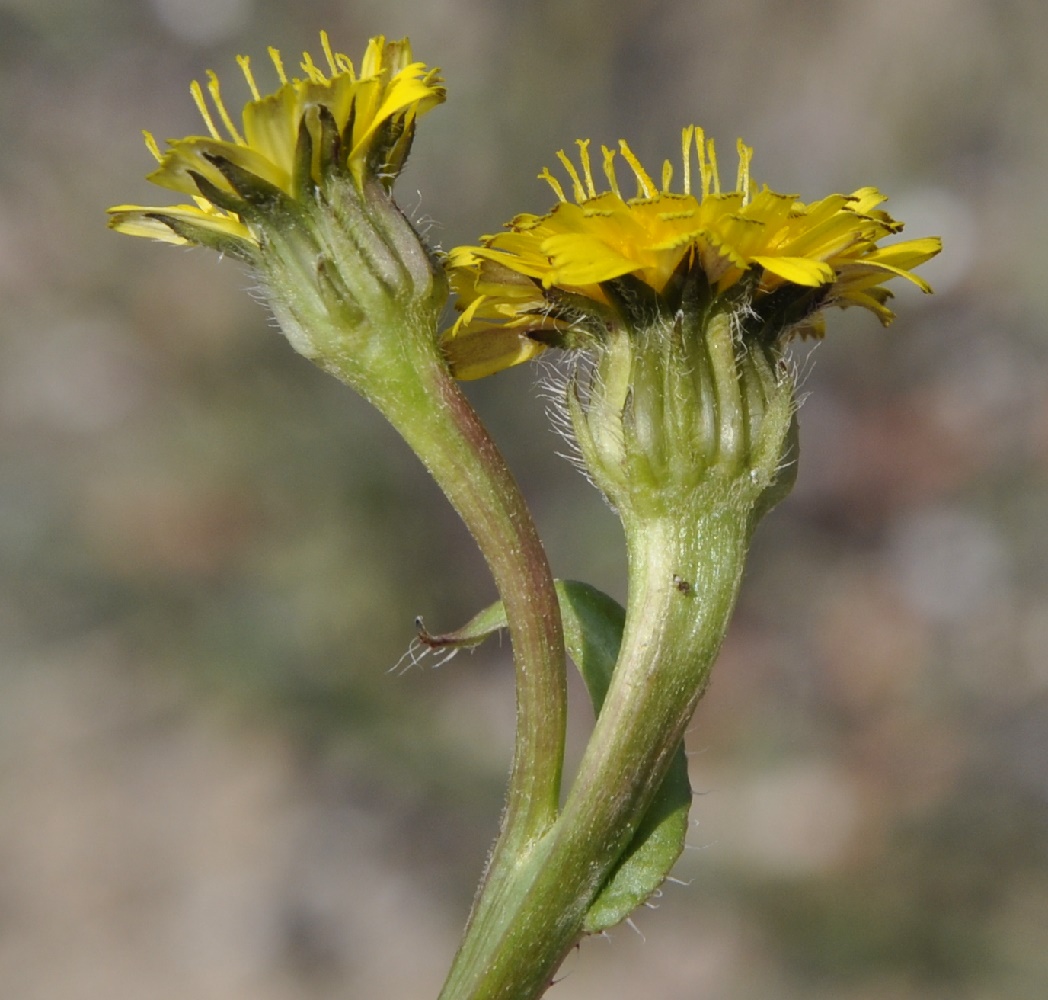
[2,1,1046,997]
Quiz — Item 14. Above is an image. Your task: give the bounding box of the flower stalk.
[300,285,569,847]
[437,507,760,1000]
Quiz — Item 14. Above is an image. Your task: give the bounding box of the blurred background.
[2,0,1046,997]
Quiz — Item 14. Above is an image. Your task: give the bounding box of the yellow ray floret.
[108,32,445,250]
[443,128,941,379]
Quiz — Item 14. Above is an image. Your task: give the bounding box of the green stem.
[437,501,752,1000]
[324,313,567,857]
[260,177,567,979]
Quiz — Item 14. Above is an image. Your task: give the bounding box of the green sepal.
[186,168,251,216]
[201,152,289,212]
[316,105,343,185]
[368,113,414,188]
[141,211,256,263]
[418,579,692,933]
[292,112,318,202]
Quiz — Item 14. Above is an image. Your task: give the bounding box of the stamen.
[661,159,673,193]
[539,167,567,203]
[300,51,325,84]
[321,30,338,77]
[142,131,163,163]
[707,137,721,195]
[736,139,753,204]
[576,139,597,199]
[236,55,260,101]
[556,149,586,203]
[694,127,709,199]
[681,126,694,195]
[205,71,244,144]
[268,46,288,85]
[601,146,621,197]
[190,80,222,141]
[618,140,656,198]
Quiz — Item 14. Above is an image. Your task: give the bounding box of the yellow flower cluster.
[443,127,940,379]
[108,33,444,250]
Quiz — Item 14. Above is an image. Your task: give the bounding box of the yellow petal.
[751,255,834,286]
[442,325,549,380]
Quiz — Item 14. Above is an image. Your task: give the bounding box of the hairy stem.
[437,503,751,1000]
[322,309,568,861]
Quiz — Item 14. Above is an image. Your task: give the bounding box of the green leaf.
[418,579,692,933]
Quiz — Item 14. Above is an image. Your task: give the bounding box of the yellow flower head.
[443,128,941,379]
[107,32,445,256]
